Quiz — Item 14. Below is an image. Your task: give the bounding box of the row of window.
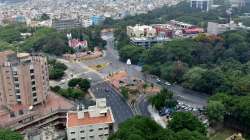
[70,127,109,135]
[71,134,109,140]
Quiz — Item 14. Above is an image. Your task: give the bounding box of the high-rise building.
[190,0,213,11]
[229,0,246,7]
[66,98,115,140]
[0,51,49,109]
[52,19,82,30]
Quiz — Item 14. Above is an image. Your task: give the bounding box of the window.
[31,75,35,79]
[80,130,84,133]
[33,92,37,97]
[33,98,37,102]
[14,77,18,81]
[30,69,34,73]
[71,139,76,140]
[105,134,109,136]
[89,136,94,139]
[19,110,24,115]
[81,137,85,140]
[70,132,75,134]
[13,71,17,75]
[16,95,21,99]
[32,87,36,91]
[15,89,20,94]
[89,129,94,132]
[104,127,109,130]
[15,84,19,88]
[32,81,35,85]
[98,128,103,130]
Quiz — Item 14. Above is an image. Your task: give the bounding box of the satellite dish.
[29,106,33,110]
[126,59,131,65]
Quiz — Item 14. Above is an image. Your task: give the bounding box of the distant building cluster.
[0,0,184,27]
[66,98,115,140]
[127,20,204,48]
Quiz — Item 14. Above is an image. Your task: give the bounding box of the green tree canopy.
[207,101,226,126]
[0,129,23,140]
[149,89,177,111]
[168,112,207,135]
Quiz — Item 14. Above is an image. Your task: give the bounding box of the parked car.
[164,81,171,86]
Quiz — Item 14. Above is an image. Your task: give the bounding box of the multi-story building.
[190,0,213,11]
[127,24,157,38]
[66,98,115,140]
[229,0,246,7]
[52,19,82,30]
[0,51,49,111]
[207,21,250,35]
[127,22,203,48]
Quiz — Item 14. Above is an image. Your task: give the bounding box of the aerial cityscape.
[0,0,250,140]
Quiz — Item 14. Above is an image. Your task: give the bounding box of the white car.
[164,82,171,86]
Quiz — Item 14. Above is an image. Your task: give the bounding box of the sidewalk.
[148,105,166,128]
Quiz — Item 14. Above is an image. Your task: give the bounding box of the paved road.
[91,82,134,124]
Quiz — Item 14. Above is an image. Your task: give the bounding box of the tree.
[207,101,225,126]
[0,25,22,43]
[160,61,188,83]
[108,116,175,140]
[78,79,91,92]
[121,87,129,99]
[168,112,207,135]
[68,78,82,87]
[183,67,207,89]
[176,129,208,140]
[149,89,177,111]
[109,116,208,140]
[0,128,23,140]
[48,59,67,80]
[68,78,91,92]
[119,45,145,64]
[40,13,50,20]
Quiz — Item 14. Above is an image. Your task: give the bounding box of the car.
[164,82,171,86]
[156,78,161,82]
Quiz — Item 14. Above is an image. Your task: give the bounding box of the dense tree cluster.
[109,115,207,140]
[208,93,250,133]
[68,78,91,92]
[0,25,106,55]
[51,85,85,100]
[118,31,250,97]
[0,128,23,140]
[149,89,177,111]
[51,78,90,100]
[48,59,67,80]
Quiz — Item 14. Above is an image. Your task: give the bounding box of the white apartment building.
[66,98,115,140]
[81,18,93,28]
[127,24,157,38]
[190,0,213,11]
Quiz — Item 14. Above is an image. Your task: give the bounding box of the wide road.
[91,82,134,124]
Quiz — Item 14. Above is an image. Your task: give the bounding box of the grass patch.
[209,128,235,140]
[89,63,108,71]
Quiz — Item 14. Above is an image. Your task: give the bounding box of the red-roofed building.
[68,39,88,52]
[66,98,115,140]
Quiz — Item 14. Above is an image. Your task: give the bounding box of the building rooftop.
[67,109,113,127]
[67,98,114,128]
